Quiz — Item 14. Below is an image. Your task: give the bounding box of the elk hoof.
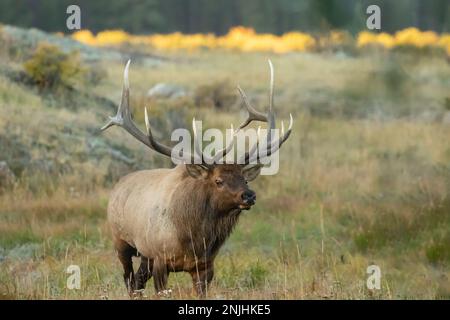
[130,289,145,299]
[157,289,172,298]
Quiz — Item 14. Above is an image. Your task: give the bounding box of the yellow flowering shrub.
[217,26,256,50]
[357,31,395,48]
[23,43,84,90]
[72,30,97,46]
[437,34,450,55]
[279,32,316,52]
[71,26,450,55]
[95,30,130,46]
[394,28,439,47]
[318,30,352,50]
[72,26,315,53]
[357,27,447,54]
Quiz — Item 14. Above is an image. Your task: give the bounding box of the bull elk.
[101,60,292,297]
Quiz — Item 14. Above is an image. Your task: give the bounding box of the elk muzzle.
[239,189,256,210]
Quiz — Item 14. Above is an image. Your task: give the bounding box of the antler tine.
[266,59,276,143]
[236,85,268,130]
[100,60,144,143]
[264,116,293,158]
[248,113,293,162]
[212,123,236,163]
[268,59,274,112]
[247,110,275,163]
[193,119,236,164]
[101,60,131,131]
[238,125,261,164]
[144,107,152,138]
[277,113,293,147]
[192,118,207,164]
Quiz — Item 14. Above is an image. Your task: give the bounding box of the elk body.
[102,60,292,297]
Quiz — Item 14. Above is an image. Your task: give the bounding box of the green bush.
[426,233,450,265]
[241,261,268,288]
[23,43,84,90]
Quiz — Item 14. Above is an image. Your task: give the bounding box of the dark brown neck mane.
[171,176,242,259]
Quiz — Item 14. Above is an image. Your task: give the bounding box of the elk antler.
[101,60,292,167]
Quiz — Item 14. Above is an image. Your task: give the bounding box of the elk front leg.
[115,239,137,296]
[190,263,214,298]
[152,259,169,295]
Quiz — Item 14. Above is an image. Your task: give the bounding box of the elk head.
[101,60,293,212]
[184,164,260,213]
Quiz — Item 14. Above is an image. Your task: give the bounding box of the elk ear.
[185,164,209,179]
[242,164,262,182]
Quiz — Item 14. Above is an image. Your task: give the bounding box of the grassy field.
[0,30,449,299]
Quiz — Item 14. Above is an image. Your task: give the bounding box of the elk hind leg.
[135,256,153,291]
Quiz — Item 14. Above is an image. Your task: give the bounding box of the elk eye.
[215,179,223,187]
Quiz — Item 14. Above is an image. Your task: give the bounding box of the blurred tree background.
[0,0,448,35]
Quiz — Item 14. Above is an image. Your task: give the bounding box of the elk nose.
[241,190,256,204]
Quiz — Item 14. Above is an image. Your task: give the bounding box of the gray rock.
[0,161,15,187]
[417,110,440,123]
[147,83,187,99]
[87,138,135,165]
[335,51,349,59]
[7,243,41,261]
[2,25,123,62]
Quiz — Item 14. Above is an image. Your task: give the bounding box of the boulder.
[147,83,187,99]
[0,161,15,187]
